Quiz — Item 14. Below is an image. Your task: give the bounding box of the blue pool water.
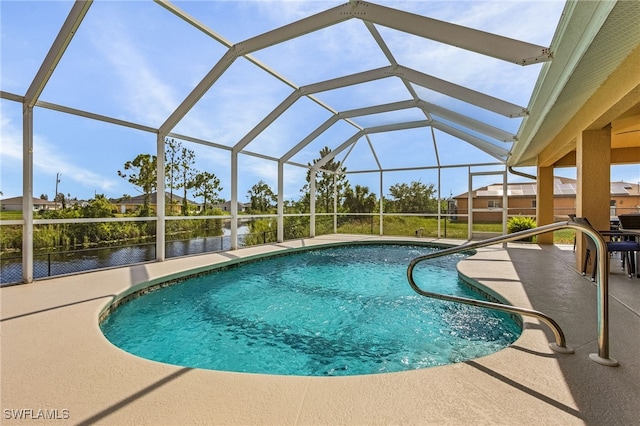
[100,244,521,376]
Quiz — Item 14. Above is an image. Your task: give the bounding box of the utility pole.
[54,172,61,209]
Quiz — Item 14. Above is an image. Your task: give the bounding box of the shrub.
[507,216,537,233]
[507,216,537,241]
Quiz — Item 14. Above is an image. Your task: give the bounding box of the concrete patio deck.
[1,235,639,425]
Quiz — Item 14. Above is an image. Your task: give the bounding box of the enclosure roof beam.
[366,135,383,171]
[431,120,509,161]
[156,0,311,105]
[364,120,432,134]
[364,20,399,67]
[313,118,508,172]
[346,161,503,174]
[160,48,238,135]
[238,62,520,156]
[280,96,515,167]
[233,68,394,156]
[340,99,516,142]
[395,66,528,118]
[155,0,233,46]
[357,1,552,65]
[234,3,355,55]
[24,0,92,107]
[301,67,394,94]
[280,100,426,167]
[415,100,517,142]
[312,120,438,171]
[339,100,418,118]
[233,91,301,153]
[161,0,536,163]
[157,0,542,155]
[280,116,341,163]
[312,131,365,171]
[236,1,552,65]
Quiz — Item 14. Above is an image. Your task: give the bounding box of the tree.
[387,180,438,213]
[54,192,67,209]
[165,138,181,207]
[118,153,157,216]
[39,193,48,201]
[344,185,377,213]
[82,194,115,218]
[191,171,222,212]
[247,180,276,213]
[176,146,196,215]
[304,146,349,213]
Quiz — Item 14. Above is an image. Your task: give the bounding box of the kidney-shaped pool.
[100,243,521,376]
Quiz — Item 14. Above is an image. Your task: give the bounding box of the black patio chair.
[618,214,640,231]
[618,214,640,278]
[570,216,640,281]
[568,214,576,251]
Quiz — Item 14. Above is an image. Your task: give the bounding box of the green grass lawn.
[1,210,575,245]
[0,211,23,220]
[335,215,575,244]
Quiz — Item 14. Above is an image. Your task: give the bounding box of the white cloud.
[0,116,21,161]
[253,1,344,26]
[1,115,119,197]
[0,116,23,197]
[87,14,178,126]
[32,137,119,195]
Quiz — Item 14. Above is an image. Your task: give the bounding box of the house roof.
[0,196,57,206]
[454,178,640,198]
[110,192,196,205]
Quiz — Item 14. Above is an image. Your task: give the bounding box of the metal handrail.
[407,220,619,366]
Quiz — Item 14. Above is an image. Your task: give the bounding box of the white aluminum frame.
[5,0,555,282]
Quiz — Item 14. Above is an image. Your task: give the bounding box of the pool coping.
[1,234,639,425]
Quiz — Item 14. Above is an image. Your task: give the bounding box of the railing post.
[406,221,620,366]
[589,234,617,366]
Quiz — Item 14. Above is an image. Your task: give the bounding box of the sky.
[1,0,638,205]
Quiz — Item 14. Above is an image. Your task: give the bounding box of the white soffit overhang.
[510,0,640,166]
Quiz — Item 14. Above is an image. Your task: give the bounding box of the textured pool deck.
[1,234,639,425]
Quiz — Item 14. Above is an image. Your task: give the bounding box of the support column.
[437,167,442,238]
[309,169,316,237]
[467,167,473,239]
[333,174,337,233]
[22,106,34,283]
[536,164,555,244]
[502,165,508,238]
[231,151,238,249]
[379,171,384,236]
[156,134,166,261]
[277,162,284,242]
[575,127,611,270]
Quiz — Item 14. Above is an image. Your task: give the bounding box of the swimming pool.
[100,244,521,376]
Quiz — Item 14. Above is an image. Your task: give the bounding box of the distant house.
[452,177,640,223]
[0,196,58,211]
[213,201,247,213]
[110,192,197,214]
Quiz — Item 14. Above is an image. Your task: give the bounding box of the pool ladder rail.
[406,220,619,367]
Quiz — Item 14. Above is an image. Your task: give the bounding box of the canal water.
[0,227,251,285]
